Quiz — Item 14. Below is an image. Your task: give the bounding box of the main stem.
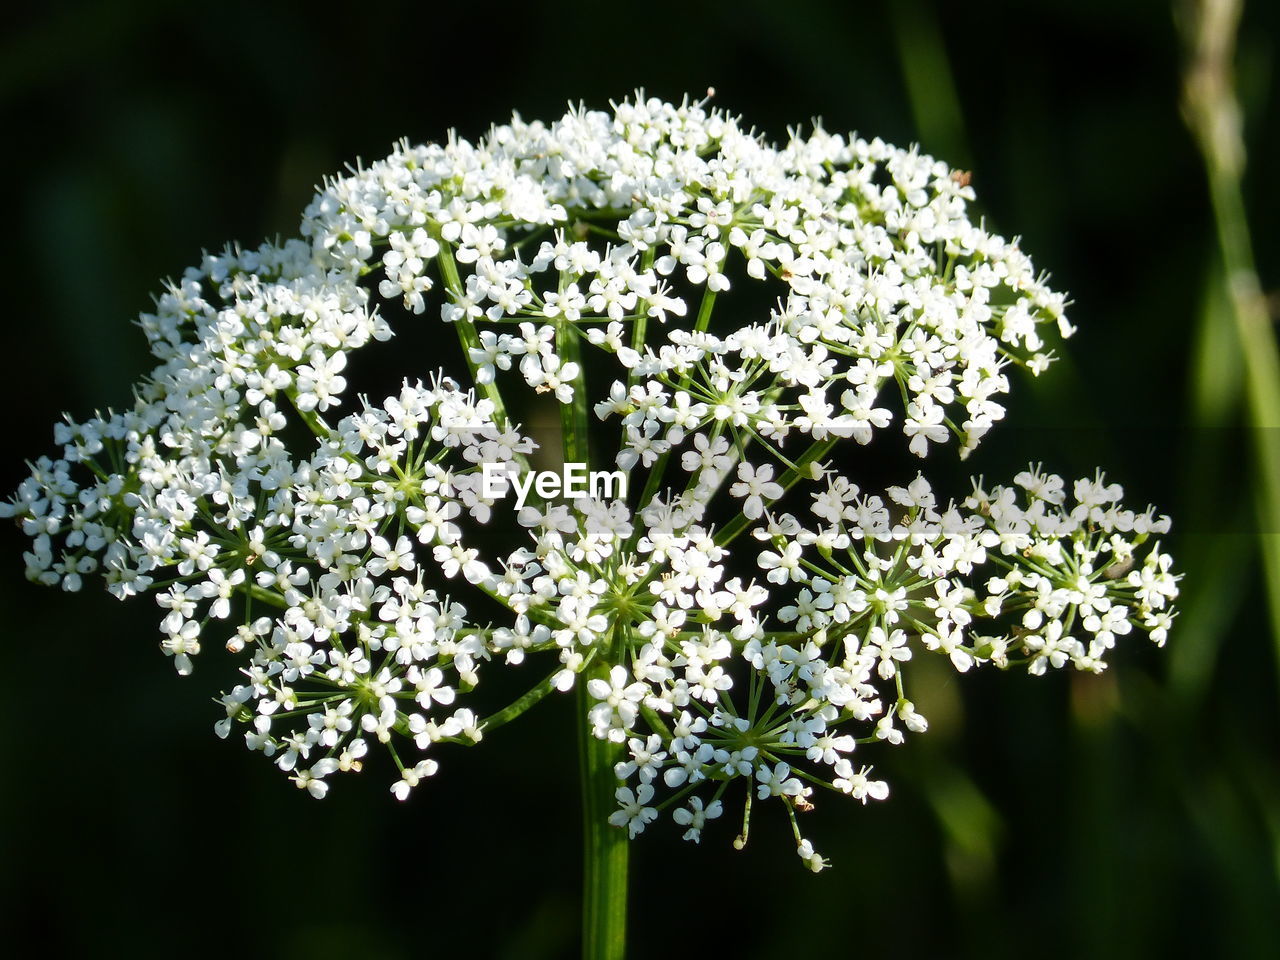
[578,679,628,959]
[559,317,629,959]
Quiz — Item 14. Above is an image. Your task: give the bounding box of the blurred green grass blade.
[891,0,970,166]
[1170,271,1249,702]
[919,759,1002,888]
[1168,532,1252,700]
[1190,266,1244,423]
[1182,0,1280,896]
[1121,671,1280,953]
[1182,0,1280,689]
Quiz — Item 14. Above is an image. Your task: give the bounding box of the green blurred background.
[1,0,1277,956]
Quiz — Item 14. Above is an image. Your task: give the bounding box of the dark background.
[1,1,1278,957]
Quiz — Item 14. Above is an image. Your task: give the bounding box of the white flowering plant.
[3,93,1179,956]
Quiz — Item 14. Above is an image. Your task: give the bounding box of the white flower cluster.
[3,94,1176,866]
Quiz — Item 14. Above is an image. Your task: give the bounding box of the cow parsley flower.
[3,93,1178,872]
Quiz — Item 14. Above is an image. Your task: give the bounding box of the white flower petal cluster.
[3,93,1176,865]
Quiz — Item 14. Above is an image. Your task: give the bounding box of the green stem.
[559,317,627,957]
[482,658,585,734]
[578,674,629,960]
[558,320,590,466]
[432,231,517,433]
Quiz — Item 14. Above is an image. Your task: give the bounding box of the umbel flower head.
[3,93,1178,870]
